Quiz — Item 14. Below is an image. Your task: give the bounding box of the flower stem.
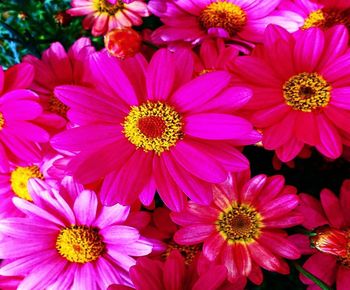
[293,261,333,290]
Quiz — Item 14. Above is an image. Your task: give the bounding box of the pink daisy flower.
[279,0,350,31]
[148,0,300,45]
[292,180,350,290]
[51,48,259,211]
[0,63,49,172]
[171,173,302,286]
[232,25,350,162]
[0,178,153,289]
[23,38,95,129]
[0,154,60,217]
[67,0,149,36]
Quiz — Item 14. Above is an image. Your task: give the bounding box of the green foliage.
[0,0,102,68]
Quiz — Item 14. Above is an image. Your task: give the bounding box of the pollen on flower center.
[56,225,106,264]
[0,112,4,130]
[302,8,350,30]
[163,240,202,265]
[10,166,44,201]
[95,0,124,15]
[283,72,331,112]
[49,95,69,117]
[216,203,262,244]
[199,1,247,36]
[122,101,183,155]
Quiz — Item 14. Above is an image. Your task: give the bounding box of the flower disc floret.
[0,113,4,130]
[283,72,331,112]
[56,225,106,264]
[10,166,44,201]
[303,8,350,30]
[199,1,247,36]
[216,203,262,244]
[123,101,183,154]
[94,0,124,15]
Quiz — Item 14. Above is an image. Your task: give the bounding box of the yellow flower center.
[302,8,350,30]
[0,113,4,130]
[49,95,69,118]
[56,225,106,264]
[283,72,331,112]
[123,101,183,155]
[216,203,262,244]
[94,0,124,15]
[199,1,247,36]
[163,240,201,265]
[10,166,44,201]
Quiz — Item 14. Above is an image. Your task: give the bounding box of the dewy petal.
[184,113,253,140]
[170,71,232,112]
[146,48,176,101]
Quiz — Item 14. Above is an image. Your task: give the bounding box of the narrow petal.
[73,190,98,225]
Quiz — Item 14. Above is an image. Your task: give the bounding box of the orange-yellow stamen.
[163,240,201,265]
[94,0,124,15]
[49,95,69,117]
[0,113,4,130]
[303,8,350,30]
[199,1,247,36]
[216,203,262,244]
[10,166,44,201]
[56,225,105,263]
[123,101,183,154]
[283,72,331,112]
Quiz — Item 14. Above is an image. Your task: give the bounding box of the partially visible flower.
[116,250,228,290]
[67,0,149,36]
[0,153,60,217]
[23,38,95,129]
[148,0,300,46]
[0,178,153,289]
[232,25,350,162]
[171,173,302,286]
[294,180,350,290]
[51,48,259,211]
[0,63,49,172]
[279,0,350,31]
[104,28,142,59]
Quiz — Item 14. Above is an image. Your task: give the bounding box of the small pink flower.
[0,63,49,172]
[171,173,302,286]
[51,48,259,211]
[232,25,350,162]
[67,0,149,36]
[0,178,153,289]
[148,0,300,45]
[23,38,95,129]
[293,180,350,290]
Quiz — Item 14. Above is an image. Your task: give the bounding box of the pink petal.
[171,140,227,183]
[174,224,215,245]
[170,71,232,112]
[184,113,253,140]
[4,63,34,92]
[146,48,175,101]
[336,266,350,290]
[248,241,281,272]
[203,233,226,261]
[73,189,98,225]
[320,188,346,228]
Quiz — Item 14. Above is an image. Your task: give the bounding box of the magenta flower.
[67,0,149,36]
[293,180,350,290]
[23,38,95,129]
[148,0,300,45]
[51,48,258,211]
[0,63,49,172]
[0,178,153,289]
[171,173,302,286]
[232,25,350,162]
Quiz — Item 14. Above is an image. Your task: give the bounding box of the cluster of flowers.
[0,0,350,289]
